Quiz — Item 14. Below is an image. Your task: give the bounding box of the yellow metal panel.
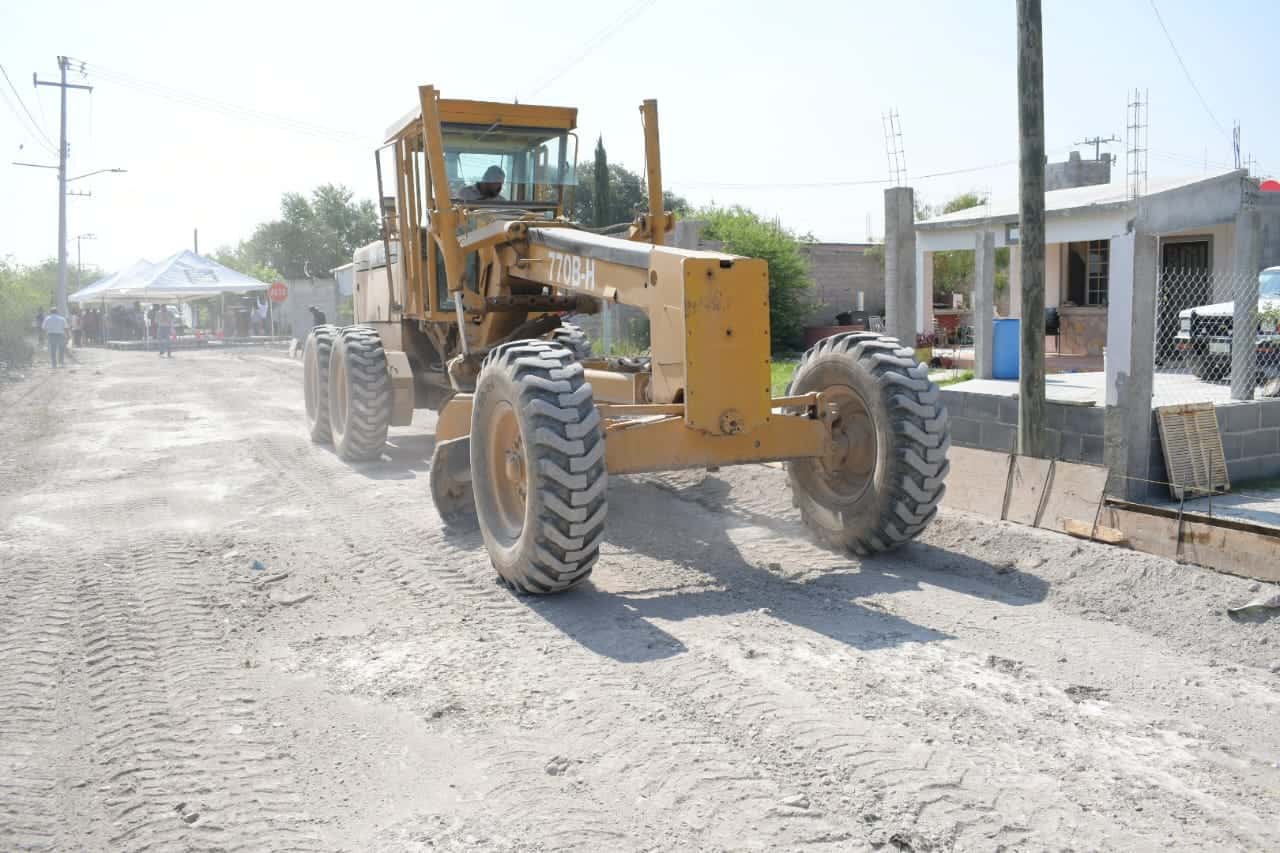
[436,394,473,443]
[385,350,415,426]
[682,257,771,434]
[605,415,826,475]
[439,99,577,130]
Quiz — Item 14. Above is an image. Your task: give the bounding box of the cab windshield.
[442,124,576,210]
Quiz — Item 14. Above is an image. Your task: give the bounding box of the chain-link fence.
[1153,265,1280,403]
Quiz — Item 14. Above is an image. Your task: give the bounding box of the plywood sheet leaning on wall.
[943,447,1108,535]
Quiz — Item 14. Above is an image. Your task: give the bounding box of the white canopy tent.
[103,251,271,301]
[68,258,155,303]
[69,251,277,344]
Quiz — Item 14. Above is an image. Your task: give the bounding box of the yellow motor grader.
[303,85,950,593]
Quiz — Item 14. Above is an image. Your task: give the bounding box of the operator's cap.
[483,165,505,182]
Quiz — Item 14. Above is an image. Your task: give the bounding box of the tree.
[223,184,379,279]
[0,258,59,366]
[592,137,610,227]
[698,205,813,352]
[915,192,1011,305]
[573,161,689,225]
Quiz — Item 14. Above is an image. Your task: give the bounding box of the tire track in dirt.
[246,432,866,850]
[615,472,1276,849]
[74,538,322,852]
[0,551,76,852]
[202,356,1278,850]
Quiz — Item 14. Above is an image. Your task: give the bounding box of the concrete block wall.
[940,389,1105,464]
[946,391,1280,500]
[799,243,886,324]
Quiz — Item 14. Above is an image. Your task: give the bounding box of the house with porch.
[906,168,1280,499]
[914,168,1277,360]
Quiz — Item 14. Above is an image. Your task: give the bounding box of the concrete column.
[668,219,705,251]
[921,250,935,337]
[883,187,918,345]
[1103,231,1157,500]
[1231,208,1262,401]
[973,231,996,379]
[1007,246,1022,317]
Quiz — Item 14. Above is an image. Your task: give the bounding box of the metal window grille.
[1086,240,1109,306]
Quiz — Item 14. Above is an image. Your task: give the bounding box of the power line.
[0,63,57,154]
[526,0,657,99]
[65,58,369,146]
[670,150,1071,191]
[1147,0,1228,138]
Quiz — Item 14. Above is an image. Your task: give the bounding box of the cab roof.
[385,97,578,143]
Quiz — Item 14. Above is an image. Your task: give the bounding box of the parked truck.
[1175,266,1280,394]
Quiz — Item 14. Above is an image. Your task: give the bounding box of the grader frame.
[305,85,950,593]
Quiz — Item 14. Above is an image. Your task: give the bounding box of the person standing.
[42,307,67,368]
[70,309,83,348]
[156,304,174,358]
[36,307,46,347]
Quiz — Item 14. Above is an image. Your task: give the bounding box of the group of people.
[35,306,104,351]
[36,302,179,367]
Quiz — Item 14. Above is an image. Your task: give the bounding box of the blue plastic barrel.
[992,318,1020,379]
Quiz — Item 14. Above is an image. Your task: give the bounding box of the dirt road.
[2,347,1278,852]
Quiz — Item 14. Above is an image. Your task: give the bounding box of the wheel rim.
[809,384,877,503]
[484,401,527,542]
[332,342,349,437]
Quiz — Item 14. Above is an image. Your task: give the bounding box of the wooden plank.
[1063,518,1128,545]
[1036,460,1109,533]
[942,447,1011,519]
[1004,455,1053,525]
[1101,505,1280,584]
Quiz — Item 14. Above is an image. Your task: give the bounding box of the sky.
[1,0,1276,275]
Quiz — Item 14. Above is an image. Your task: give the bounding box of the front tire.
[303,324,338,444]
[328,326,392,461]
[787,333,949,555]
[470,340,607,593]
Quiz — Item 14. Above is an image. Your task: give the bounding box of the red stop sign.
[268,281,288,303]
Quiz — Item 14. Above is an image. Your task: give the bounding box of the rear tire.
[328,326,393,461]
[470,340,607,594]
[786,333,949,555]
[303,324,338,444]
[551,322,592,359]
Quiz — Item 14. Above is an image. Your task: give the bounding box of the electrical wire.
[526,0,657,99]
[1147,0,1228,138]
[670,150,1073,191]
[0,62,57,154]
[65,58,368,147]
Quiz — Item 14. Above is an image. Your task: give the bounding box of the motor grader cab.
[303,85,950,594]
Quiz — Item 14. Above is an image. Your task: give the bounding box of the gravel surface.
[2,347,1278,852]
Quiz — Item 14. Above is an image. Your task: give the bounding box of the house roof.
[915,168,1246,231]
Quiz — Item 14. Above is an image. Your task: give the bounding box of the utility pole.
[1075,134,1119,162]
[193,228,199,254]
[1016,0,1047,457]
[34,56,92,314]
[75,233,96,289]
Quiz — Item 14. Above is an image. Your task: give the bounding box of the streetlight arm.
[67,167,127,183]
[12,161,59,169]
